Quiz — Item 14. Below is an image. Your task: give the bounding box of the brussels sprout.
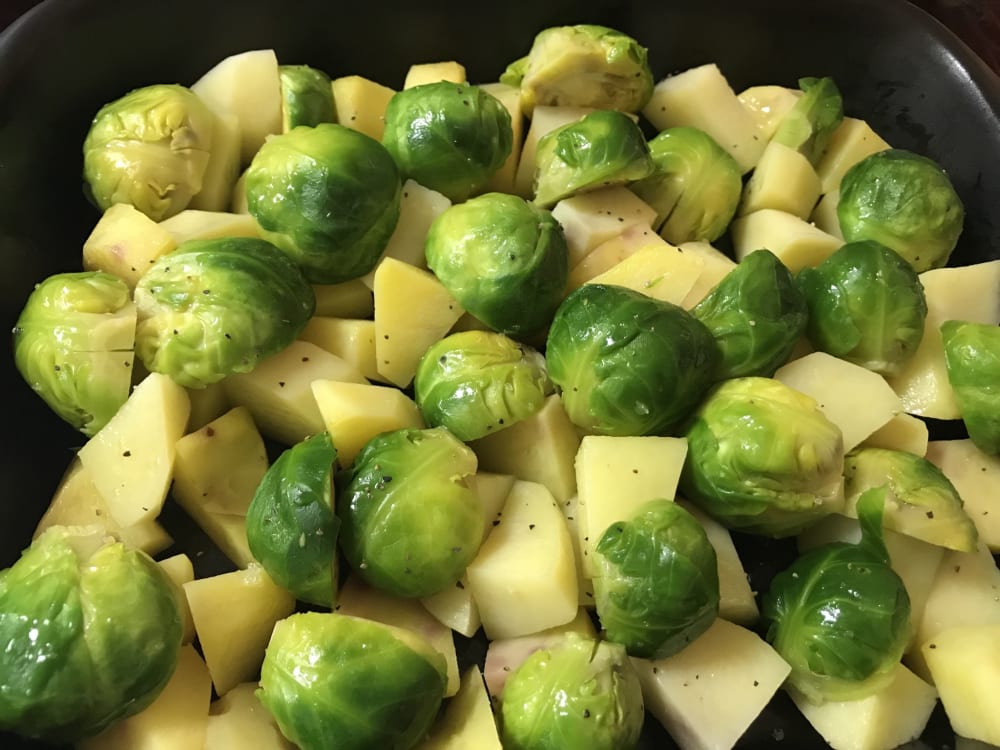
[771,76,844,166]
[259,612,447,750]
[692,249,808,380]
[337,427,482,597]
[545,284,719,437]
[83,83,215,221]
[797,240,927,376]
[246,123,402,283]
[246,432,340,607]
[499,633,644,750]
[0,526,182,742]
[504,24,654,116]
[680,377,845,537]
[12,271,135,436]
[629,126,743,244]
[424,192,569,335]
[761,488,911,704]
[837,149,964,272]
[593,500,719,659]
[133,237,315,388]
[844,446,978,552]
[941,320,1000,455]
[381,82,512,202]
[533,110,655,207]
[414,330,553,441]
[279,65,336,131]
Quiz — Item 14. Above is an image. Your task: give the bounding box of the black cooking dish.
[1,0,998,748]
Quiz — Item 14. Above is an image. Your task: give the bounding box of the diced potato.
[677,241,738,308]
[643,64,766,173]
[887,261,1000,419]
[860,412,929,456]
[469,394,581,503]
[575,435,687,577]
[204,683,294,750]
[184,564,296,696]
[404,61,467,88]
[925,439,1000,550]
[550,186,658,268]
[184,512,255,570]
[416,665,502,750]
[311,380,424,465]
[567,223,667,292]
[922,624,1000,746]
[373,257,465,386]
[586,240,704,305]
[633,618,791,750]
[331,75,396,141]
[185,382,230,432]
[816,117,892,194]
[223,340,367,447]
[311,279,375,319]
[737,85,802,141]
[192,49,282,164]
[468,472,516,538]
[773,351,902,451]
[559,494,595,607]
[730,209,842,273]
[738,140,822,220]
[478,82,523,194]
[82,203,177,288]
[230,169,249,214]
[810,190,844,239]
[189,112,242,212]
[298,317,378,382]
[158,554,196,645]
[157,210,259,244]
[513,105,594,197]
[466,480,579,639]
[77,373,190,528]
[789,663,937,750]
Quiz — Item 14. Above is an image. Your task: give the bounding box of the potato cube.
[860,413,929,456]
[925,439,1000,550]
[810,191,844,239]
[677,241,738,308]
[204,683,294,750]
[737,85,801,141]
[83,203,177,288]
[559,494,595,607]
[416,665,502,750]
[567,223,667,292]
[189,112,242,213]
[739,140,822,220]
[730,209,842,273]
[550,186,658,268]
[586,241,704,306]
[298,317,378,382]
[479,82,524,195]
[311,279,374,319]
[816,117,892,194]
[157,210,259,244]
[158,554,196,645]
[404,61,467,88]
[331,75,396,141]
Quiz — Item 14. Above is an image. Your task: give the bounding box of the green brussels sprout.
[259,612,447,750]
[337,427,482,598]
[692,249,808,380]
[771,76,844,166]
[12,271,135,436]
[133,237,315,388]
[246,432,340,607]
[504,24,654,117]
[414,330,553,441]
[279,65,336,131]
[593,500,719,659]
[680,377,845,537]
[0,526,182,742]
[837,149,964,272]
[941,320,1000,455]
[499,633,644,750]
[629,126,743,244]
[381,82,512,203]
[246,123,402,283]
[761,488,911,704]
[844,446,978,552]
[82,83,215,221]
[533,110,655,207]
[797,240,927,376]
[545,284,720,437]
[424,192,568,335]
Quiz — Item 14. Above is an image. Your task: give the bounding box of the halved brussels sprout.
[692,248,807,380]
[680,377,845,537]
[797,240,927,376]
[545,283,719,437]
[83,83,214,221]
[503,24,654,116]
[499,633,645,750]
[246,123,402,283]
[0,526,182,742]
[414,330,553,441]
[533,110,654,207]
[381,82,512,202]
[279,64,336,131]
[837,149,964,272]
[336,427,482,598]
[424,192,569,336]
[761,489,911,704]
[133,237,315,388]
[941,320,1000,455]
[771,76,844,166]
[246,432,340,607]
[594,500,719,659]
[629,126,743,244]
[13,271,135,436]
[259,612,447,750]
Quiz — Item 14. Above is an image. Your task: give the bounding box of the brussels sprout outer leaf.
[279,65,336,131]
[593,500,719,659]
[545,284,720,437]
[246,432,340,606]
[941,320,1000,454]
[772,76,844,166]
[499,56,528,88]
[692,249,807,380]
